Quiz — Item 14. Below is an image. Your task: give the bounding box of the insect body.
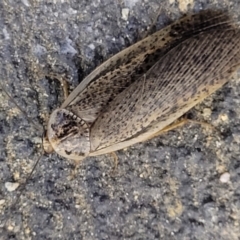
[47,10,240,161]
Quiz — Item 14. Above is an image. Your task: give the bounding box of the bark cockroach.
[46,10,240,161]
[1,7,240,239]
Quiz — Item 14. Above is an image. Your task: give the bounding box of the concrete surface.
[0,0,240,239]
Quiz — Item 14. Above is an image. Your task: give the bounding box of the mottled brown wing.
[90,22,240,155]
[64,10,234,124]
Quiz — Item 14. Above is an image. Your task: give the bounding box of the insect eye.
[47,109,91,160]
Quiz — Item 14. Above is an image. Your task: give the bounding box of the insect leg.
[108,152,119,175]
[141,118,220,143]
[45,73,70,100]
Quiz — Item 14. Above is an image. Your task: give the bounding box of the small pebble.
[220,113,229,122]
[5,182,20,192]
[121,8,129,21]
[0,199,6,205]
[7,224,14,231]
[203,108,212,118]
[88,43,95,50]
[220,172,230,183]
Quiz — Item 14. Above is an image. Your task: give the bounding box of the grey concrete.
[0,0,240,239]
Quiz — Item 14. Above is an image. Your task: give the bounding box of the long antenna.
[8,133,45,210]
[0,80,46,229]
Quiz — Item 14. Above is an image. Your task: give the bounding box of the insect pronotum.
[45,10,240,161]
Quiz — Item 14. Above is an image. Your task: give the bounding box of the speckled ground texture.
[0,0,240,239]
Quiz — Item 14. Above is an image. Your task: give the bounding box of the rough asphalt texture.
[0,0,240,239]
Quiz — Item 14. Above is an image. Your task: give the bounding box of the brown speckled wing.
[65,10,234,124]
[90,12,240,154]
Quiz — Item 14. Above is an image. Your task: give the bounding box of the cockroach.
[45,10,240,161]
[1,10,240,224]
